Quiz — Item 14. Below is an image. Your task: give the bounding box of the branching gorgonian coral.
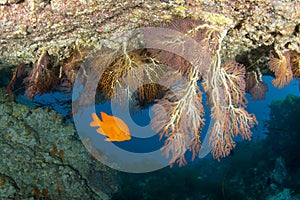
[147,20,258,165]
[98,49,166,107]
[268,46,300,90]
[269,47,293,88]
[151,66,205,166]
[246,69,268,101]
[24,49,59,99]
[203,60,257,159]
[70,19,276,166]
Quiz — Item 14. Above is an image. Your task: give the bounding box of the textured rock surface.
[0,0,299,68]
[0,88,118,199]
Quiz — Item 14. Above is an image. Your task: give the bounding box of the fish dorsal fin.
[100,112,114,122]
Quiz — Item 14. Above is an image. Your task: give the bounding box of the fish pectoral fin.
[96,127,104,135]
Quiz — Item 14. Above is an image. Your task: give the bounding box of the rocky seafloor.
[0,88,118,199]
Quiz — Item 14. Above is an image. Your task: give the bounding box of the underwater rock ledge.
[0,0,299,67]
[0,88,118,199]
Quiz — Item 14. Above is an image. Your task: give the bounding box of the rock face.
[0,0,299,68]
[0,88,118,199]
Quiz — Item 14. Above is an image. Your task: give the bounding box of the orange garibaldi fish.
[90,112,131,142]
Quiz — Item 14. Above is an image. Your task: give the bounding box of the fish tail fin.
[90,113,102,127]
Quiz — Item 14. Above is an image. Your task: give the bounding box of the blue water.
[20,76,299,164]
[247,76,299,139]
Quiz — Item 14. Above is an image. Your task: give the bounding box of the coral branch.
[207,60,258,159]
[202,28,258,159]
[269,49,293,88]
[24,50,59,99]
[5,63,26,98]
[151,67,205,166]
[60,47,90,86]
[246,70,268,100]
[291,51,300,78]
[98,50,165,107]
[149,21,257,165]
